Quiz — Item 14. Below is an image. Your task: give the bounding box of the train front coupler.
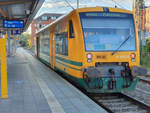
[82,65,125,90]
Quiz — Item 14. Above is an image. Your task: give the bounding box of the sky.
[145,0,150,6]
[26,0,150,33]
[35,0,133,18]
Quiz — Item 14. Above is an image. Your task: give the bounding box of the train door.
[36,37,39,58]
[50,33,55,69]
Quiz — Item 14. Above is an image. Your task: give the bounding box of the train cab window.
[69,20,74,38]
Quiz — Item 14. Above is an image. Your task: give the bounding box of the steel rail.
[87,93,150,113]
[140,78,150,84]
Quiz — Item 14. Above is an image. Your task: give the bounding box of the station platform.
[0,48,107,113]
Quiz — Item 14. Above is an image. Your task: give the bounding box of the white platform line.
[35,72,66,113]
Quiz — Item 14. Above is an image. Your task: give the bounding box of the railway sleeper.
[109,104,138,110]
[103,101,131,107]
[115,110,148,113]
[98,96,119,100]
[112,106,142,113]
[98,98,125,103]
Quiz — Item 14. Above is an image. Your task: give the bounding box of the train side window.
[69,20,75,38]
[56,32,68,56]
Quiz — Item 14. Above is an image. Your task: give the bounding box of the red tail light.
[130,53,136,59]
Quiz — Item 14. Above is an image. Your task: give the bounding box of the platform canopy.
[0,0,45,31]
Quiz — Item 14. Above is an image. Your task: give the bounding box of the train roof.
[36,13,68,35]
[36,6,133,35]
[77,6,132,13]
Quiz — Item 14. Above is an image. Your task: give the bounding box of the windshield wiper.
[112,35,131,55]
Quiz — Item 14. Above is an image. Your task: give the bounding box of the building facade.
[145,7,150,32]
[133,0,150,33]
[31,13,63,46]
[133,0,145,31]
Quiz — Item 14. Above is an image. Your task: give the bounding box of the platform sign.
[3,20,24,28]
[11,30,21,35]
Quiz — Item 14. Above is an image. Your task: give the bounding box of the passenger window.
[56,32,68,56]
[69,20,75,38]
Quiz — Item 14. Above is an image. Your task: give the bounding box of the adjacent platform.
[0,48,107,113]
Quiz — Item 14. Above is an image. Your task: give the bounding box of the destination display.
[3,20,24,28]
[80,12,130,18]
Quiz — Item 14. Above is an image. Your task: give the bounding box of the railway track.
[139,75,150,84]
[87,93,150,113]
[140,78,150,84]
[125,76,150,106]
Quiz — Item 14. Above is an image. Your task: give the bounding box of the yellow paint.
[28,39,31,48]
[34,37,36,41]
[77,7,103,12]
[55,59,82,78]
[49,31,56,69]
[4,34,8,39]
[0,36,8,98]
[36,7,140,79]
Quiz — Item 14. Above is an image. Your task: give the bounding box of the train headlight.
[87,53,92,62]
[87,59,92,62]
[87,53,92,59]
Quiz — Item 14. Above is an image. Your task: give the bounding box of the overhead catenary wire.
[111,0,128,9]
[98,0,129,10]
[63,0,75,10]
[77,0,79,9]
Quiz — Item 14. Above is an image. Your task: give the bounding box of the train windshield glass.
[80,12,136,51]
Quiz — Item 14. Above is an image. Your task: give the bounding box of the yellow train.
[36,7,143,93]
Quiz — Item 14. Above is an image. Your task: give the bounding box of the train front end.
[79,8,146,93]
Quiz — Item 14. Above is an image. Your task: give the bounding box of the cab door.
[50,33,55,69]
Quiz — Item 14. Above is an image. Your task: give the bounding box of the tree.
[17,33,31,47]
